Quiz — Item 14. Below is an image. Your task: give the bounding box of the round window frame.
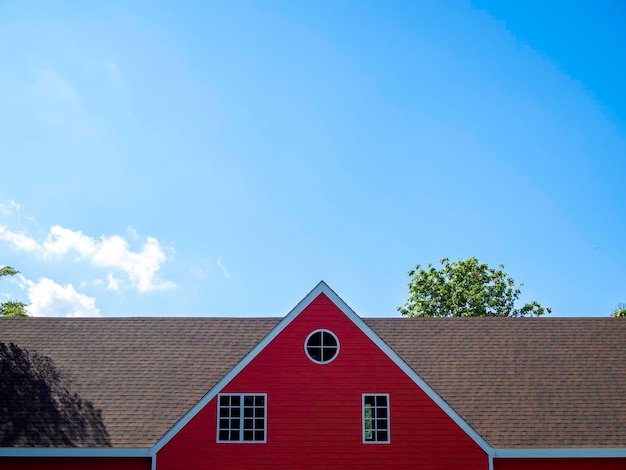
[304,329,340,364]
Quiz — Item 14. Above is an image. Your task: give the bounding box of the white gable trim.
[151,281,331,454]
[0,448,150,457]
[494,448,626,459]
[152,281,497,457]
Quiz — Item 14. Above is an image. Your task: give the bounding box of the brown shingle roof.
[0,317,279,448]
[1,316,625,449]
[368,317,626,449]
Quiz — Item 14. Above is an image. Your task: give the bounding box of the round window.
[305,329,339,364]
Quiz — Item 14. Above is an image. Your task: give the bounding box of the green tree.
[612,303,626,317]
[398,257,551,317]
[0,266,28,317]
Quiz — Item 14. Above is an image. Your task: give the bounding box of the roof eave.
[494,448,626,459]
[0,447,151,458]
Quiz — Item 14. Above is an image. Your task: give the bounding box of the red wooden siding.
[0,457,151,470]
[495,458,626,470]
[158,293,488,469]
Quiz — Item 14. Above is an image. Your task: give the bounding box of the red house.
[1,281,625,469]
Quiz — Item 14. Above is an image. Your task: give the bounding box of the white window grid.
[217,394,267,443]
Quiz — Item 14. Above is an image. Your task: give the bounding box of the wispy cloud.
[103,59,121,89]
[21,276,100,317]
[0,200,22,216]
[16,67,103,140]
[216,256,230,278]
[36,68,80,108]
[0,224,176,292]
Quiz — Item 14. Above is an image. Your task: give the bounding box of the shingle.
[365,317,626,448]
[1,316,625,449]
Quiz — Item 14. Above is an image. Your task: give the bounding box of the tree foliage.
[398,257,551,317]
[612,303,626,317]
[0,266,28,317]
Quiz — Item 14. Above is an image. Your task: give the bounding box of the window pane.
[243,430,254,441]
[231,407,240,418]
[377,407,387,419]
[219,396,229,407]
[307,346,322,361]
[219,430,229,441]
[322,346,337,362]
[255,396,265,406]
[230,418,240,429]
[322,331,337,347]
[308,332,322,346]
[219,418,229,429]
[376,396,387,407]
[364,396,376,407]
[230,430,239,440]
[244,407,253,417]
[255,418,264,430]
[255,430,264,441]
[231,396,241,407]
[255,407,264,418]
[377,430,388,442]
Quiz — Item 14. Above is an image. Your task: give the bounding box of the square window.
[218,394,266,443]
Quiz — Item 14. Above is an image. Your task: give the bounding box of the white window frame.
[362,393,390,444]
[217,393,267,443]
[304,329,340,364]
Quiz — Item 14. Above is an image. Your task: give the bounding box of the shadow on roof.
[0,342,111,447]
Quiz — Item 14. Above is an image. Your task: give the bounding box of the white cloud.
[106,273,120,291]
[0,223,175,292]
[216,256,230,278]
[23,277,100,317]
[0,225,39,251]
[43,225,97,259]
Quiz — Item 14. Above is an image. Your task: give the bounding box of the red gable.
[158,291,487,469]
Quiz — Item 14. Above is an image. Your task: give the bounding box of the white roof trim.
[494,448,626,459]
[152,281,495,457]
[0,448,150,458]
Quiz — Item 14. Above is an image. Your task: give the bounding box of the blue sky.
[1,1,624,317]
